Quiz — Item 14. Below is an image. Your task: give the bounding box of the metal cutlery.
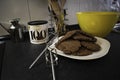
[45,48,58,80]
[29,32,58,69]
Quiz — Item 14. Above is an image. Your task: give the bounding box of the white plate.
[48,36,110,60]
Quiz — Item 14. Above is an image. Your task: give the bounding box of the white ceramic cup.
[28,20,48,44]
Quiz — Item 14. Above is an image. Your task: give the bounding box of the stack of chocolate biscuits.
[55,30,101,56]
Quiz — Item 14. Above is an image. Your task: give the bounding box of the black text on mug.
[30,30,47,40]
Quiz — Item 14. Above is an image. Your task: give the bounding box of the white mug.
[28,20,48,44]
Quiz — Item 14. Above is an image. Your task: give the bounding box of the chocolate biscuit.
[81,41,101,51]
[73,33,96,42]
[59,30,77,42]
[56,30,77,46]
[73,30,97,42]
[76,47,93,56]
[56,39,81,54]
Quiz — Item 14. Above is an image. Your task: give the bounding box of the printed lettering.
[30,31,35,40]
[30,30,47,40]
[42,30,46,38]
[37,31,43,40]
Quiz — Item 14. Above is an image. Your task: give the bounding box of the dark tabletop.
[1,30,120,80]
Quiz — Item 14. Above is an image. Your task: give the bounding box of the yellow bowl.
[76,12,120,37]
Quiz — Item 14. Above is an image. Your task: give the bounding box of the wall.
[0,0,115,28]
[0,0,48,27]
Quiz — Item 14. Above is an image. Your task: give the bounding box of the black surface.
[0,35,10,41]
[0,41,6,80]
[1,30,120,80]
